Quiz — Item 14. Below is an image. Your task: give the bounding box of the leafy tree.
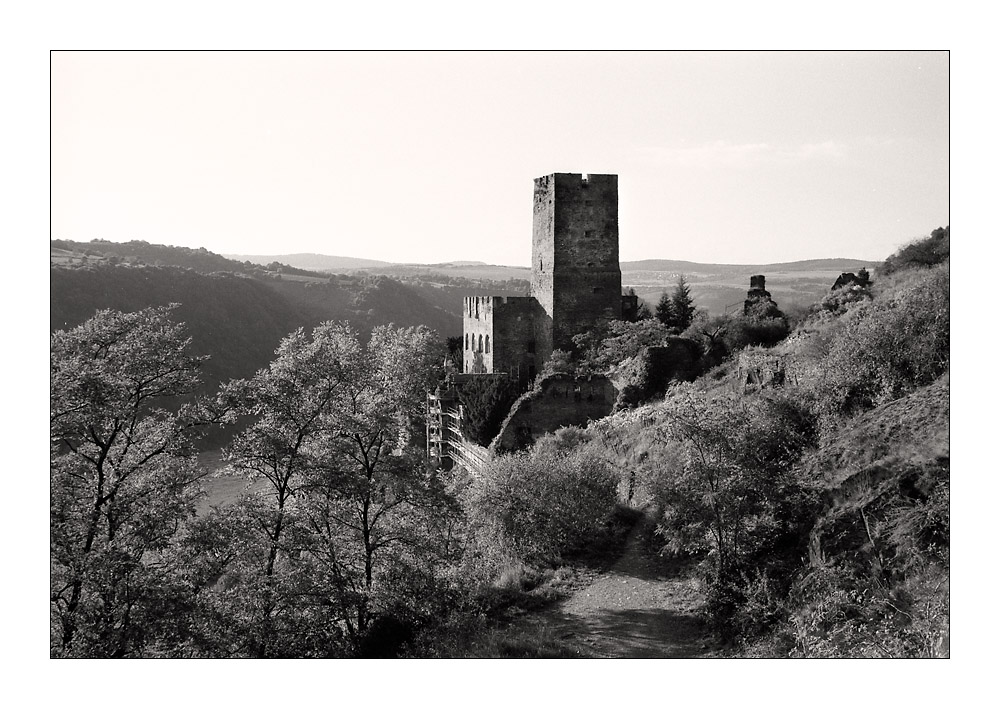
[50,305,209,657]
[446,335,463,372]
[209,321,447,656]
[650,387,819,639]
[539,348,575,378]
[591,318,671,371]
[682,311,729,357]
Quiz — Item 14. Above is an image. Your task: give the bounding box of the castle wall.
[490,373,617,452]
[462,295,539,387]
[462,295,495,374]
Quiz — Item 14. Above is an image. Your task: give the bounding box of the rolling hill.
[227,250,874,316]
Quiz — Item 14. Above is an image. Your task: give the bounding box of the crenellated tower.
[530,173,622,359]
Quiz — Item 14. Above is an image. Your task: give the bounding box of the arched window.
[465,333,469,350]
[478,334,483,352]
[485,335,490,353]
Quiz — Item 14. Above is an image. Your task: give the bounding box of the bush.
[815,283,873,316]
[461,448,619,574]
[724,311,790,350]
[879,226,949,276]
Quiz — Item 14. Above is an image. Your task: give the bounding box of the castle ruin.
[462,173,635,386]
[429,172,636,468]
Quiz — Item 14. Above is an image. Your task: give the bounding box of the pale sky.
[51,51,948,266]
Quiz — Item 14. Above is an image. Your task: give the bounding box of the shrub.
[879,226,949,276]
[815,283,873,316]
[461,448,619,574]
[724,311,790,350]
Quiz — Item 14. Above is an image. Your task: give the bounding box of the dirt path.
[514,512,716,658]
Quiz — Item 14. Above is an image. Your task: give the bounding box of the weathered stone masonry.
[433,172,634,468]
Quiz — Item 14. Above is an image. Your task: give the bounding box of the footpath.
[514,511,717,658]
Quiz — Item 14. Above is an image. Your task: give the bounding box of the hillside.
[433,227,948,658]
[51,264,307,396]
[50,240,537,422]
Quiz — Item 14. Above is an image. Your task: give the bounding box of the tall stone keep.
[530,173,622,358]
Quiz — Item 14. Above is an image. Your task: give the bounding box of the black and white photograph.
[47,49,951,665]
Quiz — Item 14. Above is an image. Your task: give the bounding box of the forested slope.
[51,265,306,395]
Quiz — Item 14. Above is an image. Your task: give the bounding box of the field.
[196,451,268,515]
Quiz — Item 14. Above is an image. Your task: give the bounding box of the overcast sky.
[51,51,948,266]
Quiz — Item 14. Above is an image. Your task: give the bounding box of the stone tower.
[530,173,622,359]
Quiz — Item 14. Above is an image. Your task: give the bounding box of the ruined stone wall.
[462,295,495,374]
[493,296,541,390]
[490,373,617,452]
[530,173,622,354]
[530,175,556,363]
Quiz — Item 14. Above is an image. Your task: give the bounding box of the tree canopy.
[204,321,449,656]
[50,305,209,657]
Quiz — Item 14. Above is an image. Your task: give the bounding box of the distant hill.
[226,253,391,271]
[621,257,870,274]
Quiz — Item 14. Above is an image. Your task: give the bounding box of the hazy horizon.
[52,51,948,266]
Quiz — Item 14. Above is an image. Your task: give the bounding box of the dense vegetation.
[51,228,948,657]
[535,227,950,656]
